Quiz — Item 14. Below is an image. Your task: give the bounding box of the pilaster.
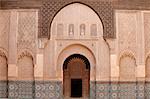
[8,10,18,80]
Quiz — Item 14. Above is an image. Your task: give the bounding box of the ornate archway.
[63,54,90,98]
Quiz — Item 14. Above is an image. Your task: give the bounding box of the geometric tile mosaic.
[137,82,145,99]
[145,82,150,99]
[93,81,147,99]
[90,81,96,99]
[35,81,63,99]
[5,81,150,98]
[8,81,34,99]
[96,82,110,99]
[110,82,119,99]
[0,81,7,98]
[8,81,18,98]
[119,82,136,99]
[8,80,63,99]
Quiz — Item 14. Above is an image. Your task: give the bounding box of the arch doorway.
[63,54,90,98]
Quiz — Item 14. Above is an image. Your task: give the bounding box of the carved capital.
[38,38,48,49]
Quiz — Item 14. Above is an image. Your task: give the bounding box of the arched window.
[69,24,74,36]
[80,24,85,36]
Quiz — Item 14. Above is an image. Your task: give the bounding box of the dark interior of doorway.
[71,79,82,97]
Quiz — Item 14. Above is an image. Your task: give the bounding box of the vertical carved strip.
[0,54,7,98]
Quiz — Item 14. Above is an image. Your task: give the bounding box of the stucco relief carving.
[51,3,104,39]
[17,11,37,57]
[119,52,136,81]
[38,38,48,49]
[18,51,34,80]
[40,1,114,38]
[0,50,7,80]
[18,50,33,61]
[146,55,150,80]
[117,12,137,55]
[144,13,150,56]
[0,49,7,58]
[0,11,10,51]
[105,39,115,54]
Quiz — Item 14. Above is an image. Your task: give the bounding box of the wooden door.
[63,54,90,98]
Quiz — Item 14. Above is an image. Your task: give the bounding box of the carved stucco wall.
[146,56,150,80]
[39,0,114,38]
[0,11,10,52]
[144,12,150,82]
[44,3,110,82]
[144,12,150,58]
[0,7,150,99]
[117,11,137,56]
[0,7,149,81]
[0,52,7,81]
[0,50,7,98]
[1,0,150,39]
[119,54,136,81]
[116,11,150,81]
[116,10,147,80]
[0,11,9,98]
[18,51,34,80]
[51,3,103,39]
[17,10,38,60]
